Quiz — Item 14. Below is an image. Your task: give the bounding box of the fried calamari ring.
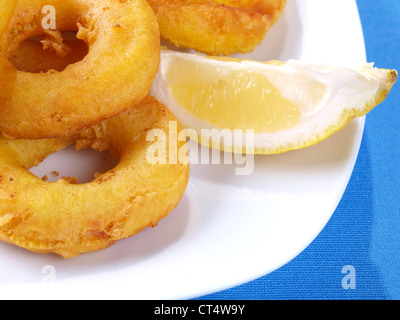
[0,96,190,258]
[147,0,287,55]
[0,0,160,139]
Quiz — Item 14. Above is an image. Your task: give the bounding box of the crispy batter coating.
[0,0,160,139]
[0,96,190,258]
[148,0,287,55]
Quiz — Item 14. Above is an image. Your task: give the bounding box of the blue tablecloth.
[198,0,400,300]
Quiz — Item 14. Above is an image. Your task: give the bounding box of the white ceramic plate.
[0,0,366,299]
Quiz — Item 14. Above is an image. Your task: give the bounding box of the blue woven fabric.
[197,0,400,300]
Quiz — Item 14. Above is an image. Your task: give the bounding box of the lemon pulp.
[166,58,301,133]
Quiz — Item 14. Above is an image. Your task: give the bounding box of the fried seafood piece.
[148,0,287,55]
[0,96,190,258]
[0,0,160,139]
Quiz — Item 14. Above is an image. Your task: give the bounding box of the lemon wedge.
[150,49,397,154]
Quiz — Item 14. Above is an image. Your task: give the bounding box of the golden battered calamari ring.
[0,96,190,258]
[147,0,287,55]
[0,0,160,139]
